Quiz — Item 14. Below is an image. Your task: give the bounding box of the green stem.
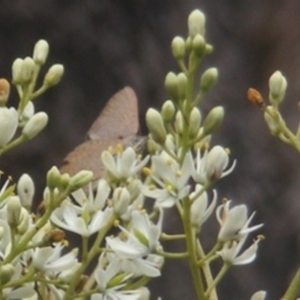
[196,241,218,300]
[156,249,188,259]
[205,264,230,298]
[182,196,205,300]
[282,266,300,300]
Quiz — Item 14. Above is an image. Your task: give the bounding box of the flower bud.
[263,109,282,136]
[175,111,184,135]
[22,112,48,140]
[21,57,35,83]
[33,39,49,65]
[17,208,30,234]
[177,72,188,100]
[47,166,62,190]
[200,67,218,93]
[250,291,267,300]
[171,36,186,60]
[192,34,206,57]
[0,79,10,106]
[44,64,64,87]
[60,173,71,190]
[21,101,35,122]
[12,58,23,84]
[188,9,206,37]
[0,264,15,284]
[185,37,193,52]
[113,187,130,215]
[7,196,22,227]
[0,107,18,147]
[147,138,159,154]
[165,72,178,101]
[17,174,35,209]
[161,100,175,123]
[146,108,166,144]
[69,170,93,191]
[205,44,213,55]
[202,106,224,135]
[189,107,202,138]
[205,146,229,181]
[268,70,287,105]
[191,190,208,227]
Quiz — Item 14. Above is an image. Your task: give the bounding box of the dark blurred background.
[1,0,300,299]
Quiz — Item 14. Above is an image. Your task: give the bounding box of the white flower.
[51,201,112,237]
[142,151,192,207]
[190,185,217,229]
[101,147,149,180]
[192,146,236,183]
[250,291,267,300]
[216,201,263,242]
[218,237,260,265]
[32,243,78,274]
[0,107,18,147]
[70,179,110,212]
[91,253,141,300]
[113,187,130,216]
[105,211,163,277]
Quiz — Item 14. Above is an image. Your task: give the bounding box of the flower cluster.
[0,8,276,300]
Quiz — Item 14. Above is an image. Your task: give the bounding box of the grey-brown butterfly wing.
[60,87,140,186]
[87,86,139,140]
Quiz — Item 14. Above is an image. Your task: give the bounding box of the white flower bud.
[17,207,30,234]
[60,173,71,190]
[200,67,218,92]
[268,70,287,105]
[205,146,229,181]
[188,9,206,37]
[161,100,175,123]
[0,264,15,284]
[21,57,35,83]
[165,72,178,101]
[264,109,281,136]
[47,166,62,190]
[113,187,130,215]
[12,58,24,84]
[44,64,64,87]
[171,36,186,60]
[205,44,213,55]
[69,170,93,191]
[175,111,184,134]
[189,107,202,138]
[0,107,18,147]
[21,101,35,122]
[33,39,49,65]
[146,108,167,144]
[250,291,267,300]
[6,196,22,227]
[22,112,48,140]
[17,173,35,209]
[192,34,206,57]
[177,72,188,100]
[202,106,224,135]
[0,79,10,106]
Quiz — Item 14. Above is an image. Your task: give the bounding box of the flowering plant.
[0,8,298,300]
